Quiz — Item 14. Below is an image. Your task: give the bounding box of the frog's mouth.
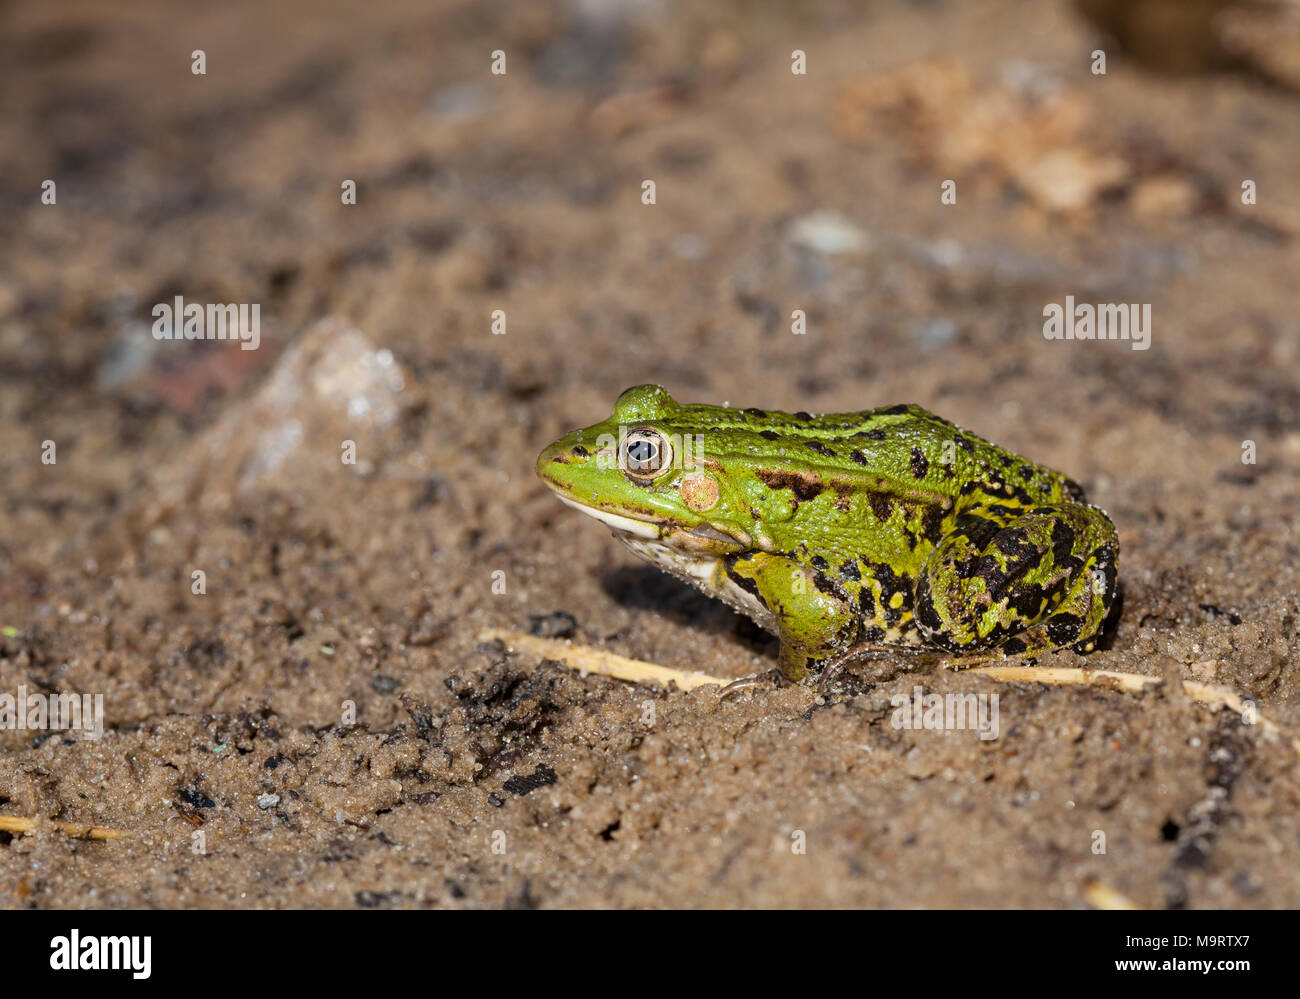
[556,495,659,539]
[554,495,749,554]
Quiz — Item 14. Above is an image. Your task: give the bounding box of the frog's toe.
[814,645,930,692]
[717,668,787,699]
[939,651,1038,671]
[815,647,871,694]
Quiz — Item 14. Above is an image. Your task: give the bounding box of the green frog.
[536,385,1118,688]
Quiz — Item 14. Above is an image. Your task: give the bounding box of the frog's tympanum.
[537,385,1118,686]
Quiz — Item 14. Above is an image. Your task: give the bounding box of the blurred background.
[2,0,1299,908]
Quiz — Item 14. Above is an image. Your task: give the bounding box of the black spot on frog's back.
[920,504,946,542]
[954,511,1001,550]
[910,446,930,480]
[1050,520,1082,572]
[994,526,1033,557]
[868,492,894,523]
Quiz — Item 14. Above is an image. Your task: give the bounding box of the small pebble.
[371,674,400,694]
[529,610,578,639]
[788,210,871,255]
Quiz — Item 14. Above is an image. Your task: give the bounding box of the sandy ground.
[2,0,1300,908]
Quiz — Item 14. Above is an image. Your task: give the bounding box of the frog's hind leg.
[915,503,1118,668]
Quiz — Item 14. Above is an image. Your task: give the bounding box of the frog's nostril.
[537,443,572,481]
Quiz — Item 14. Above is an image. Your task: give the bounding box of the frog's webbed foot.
[718,668,788,699]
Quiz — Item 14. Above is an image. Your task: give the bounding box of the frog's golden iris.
[537,385,1119,687]
[620,427,672,481]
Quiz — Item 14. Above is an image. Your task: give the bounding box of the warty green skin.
[536,384,1119,683]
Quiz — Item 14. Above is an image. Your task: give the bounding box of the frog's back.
[673,400,1077,508]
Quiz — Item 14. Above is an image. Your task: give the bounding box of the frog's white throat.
[615,532,776,634]
[555,496,776,633]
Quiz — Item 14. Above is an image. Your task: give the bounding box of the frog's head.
[536,384,757,555]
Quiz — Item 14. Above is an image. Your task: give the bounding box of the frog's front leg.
[914,503,1118,667]
[719,551,860,683]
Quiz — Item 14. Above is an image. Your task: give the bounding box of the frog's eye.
[620,427,673,481]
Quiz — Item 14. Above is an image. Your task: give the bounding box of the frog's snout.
[536,441,566,485]
[536,435,592,491]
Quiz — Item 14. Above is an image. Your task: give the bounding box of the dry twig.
[0,814,131,841]
[481,628,1300,757]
